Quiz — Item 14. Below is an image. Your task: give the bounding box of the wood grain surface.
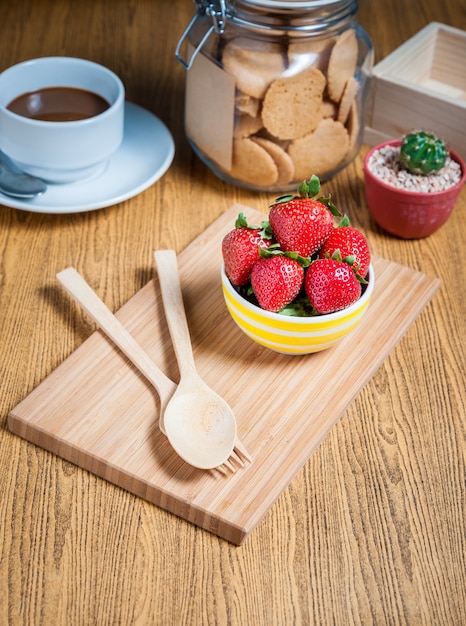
[1,0,465,624]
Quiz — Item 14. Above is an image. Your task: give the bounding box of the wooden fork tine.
[229,450,244,467]
[233,438,253,464]
[217,452,242,474]
[221,458,236,472]
[217,440,253,472]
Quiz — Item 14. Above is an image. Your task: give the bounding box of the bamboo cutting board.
[8,204,441,544]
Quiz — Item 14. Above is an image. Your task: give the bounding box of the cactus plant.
[400,130,447,175]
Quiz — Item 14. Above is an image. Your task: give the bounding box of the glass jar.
[176,0,373,192]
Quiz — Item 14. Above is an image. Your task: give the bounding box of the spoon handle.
[56,267,176,410]
[154,250,197,377]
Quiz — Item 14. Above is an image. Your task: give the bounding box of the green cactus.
[400,131,448,175]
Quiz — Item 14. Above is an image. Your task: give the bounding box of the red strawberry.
[319,222,371,278]
[269,177,339,257]
[251,255,304,312]
[304,258,361,314]
[222,213,274,286]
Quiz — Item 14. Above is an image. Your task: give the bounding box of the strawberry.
[269,176,340,257]
[222,213,274,286]
[304,257,361,314]
[250,253,305,313]
[319,218,371,278]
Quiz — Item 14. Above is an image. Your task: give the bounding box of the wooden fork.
[154,250,252,471]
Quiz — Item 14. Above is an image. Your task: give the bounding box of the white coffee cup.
[0,57,125,183]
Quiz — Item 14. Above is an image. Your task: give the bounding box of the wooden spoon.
[154,250,237,469]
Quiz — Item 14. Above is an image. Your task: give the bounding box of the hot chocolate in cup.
[0,57,125,184]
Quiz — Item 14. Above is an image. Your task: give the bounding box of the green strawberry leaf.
[270,194,294,207]
[258,245,311,267]
[260,220,274,239]
[258,243,281,258]
[342,254,356,265]
[234,212,249,228]
[338,214,350,227]
[235,212,273,238]
[297,175,321,198]
[279,295,316,317]
[318,195,341,217]
[284,250,311,267]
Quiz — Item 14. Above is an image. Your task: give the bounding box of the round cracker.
[337,77,359,124]
[234,113,263,138]
[252,137,295,185]
[288,118,350,181]
[222,37,285,99]
[321,99,338,119]
[230,137,279,186]
[346,100,360,155]
[327,29,358,102]
[235,93,261,117]
[262,67,326,140]
[287,37,335,73]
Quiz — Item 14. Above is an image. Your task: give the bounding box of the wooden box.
[364,22,466,159]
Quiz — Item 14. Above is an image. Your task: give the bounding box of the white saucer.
[0,102,175,214]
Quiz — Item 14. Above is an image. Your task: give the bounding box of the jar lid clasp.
[175,0,227,70]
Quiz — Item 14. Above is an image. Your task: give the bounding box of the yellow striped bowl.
[221,263,375,355]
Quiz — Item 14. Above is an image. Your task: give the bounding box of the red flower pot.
[363,140,465,238]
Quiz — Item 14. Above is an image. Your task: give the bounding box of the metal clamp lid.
[175,0,227,70]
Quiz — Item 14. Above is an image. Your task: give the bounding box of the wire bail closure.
[175,0,227,70]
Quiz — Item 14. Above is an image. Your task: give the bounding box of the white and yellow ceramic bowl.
[221,263,375,355]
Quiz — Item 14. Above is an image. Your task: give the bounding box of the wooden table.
[1,0,464,624]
